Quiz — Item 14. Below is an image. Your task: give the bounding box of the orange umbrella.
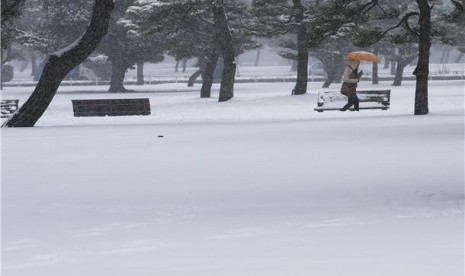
[344,51,380,63]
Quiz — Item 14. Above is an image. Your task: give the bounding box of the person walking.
[340,60,363,111]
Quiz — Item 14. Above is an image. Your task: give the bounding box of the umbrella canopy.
[345,51,380,63]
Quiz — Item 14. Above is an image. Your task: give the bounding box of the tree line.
[1,0,464,127]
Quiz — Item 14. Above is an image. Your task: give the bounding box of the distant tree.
[125,0,257,101]
[13,0,92,54]
[1,0,27,62]
[349,0,464,114]
[3,0,114,127]
[125,1,218,97]
[366,2,418,86]
[252,0,383,93]
[434,0,465,63]
[1,0,27,45]
[310,36,351,88]
[391,44,417,86]
[454,48,464,62]
[99,0,136,92]
[9,0,93,78]
[251,0,308,94]
[408,0,464,114]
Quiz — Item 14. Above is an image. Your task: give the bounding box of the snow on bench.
[314,90,390,112]
[1,99,19,118]
[72,98,151,117]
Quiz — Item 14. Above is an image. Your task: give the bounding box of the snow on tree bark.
[3,0,114,127]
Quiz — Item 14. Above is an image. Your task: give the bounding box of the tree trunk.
[1,47,11,65]
[322,63,337,88]
[413,0,431,115]
[290,60,297,72]
[393,49,416,87]
[322,74,334,88]
[254,48,261,66]
[109,56,129,92]
[440,50,446,64]
[30,49,37,77]
[212,4,236,102]
[136,62,144,85]
[392,61,406,86]
[320,54,344,88]
[440,50,450,64]
[188,69,202,87]
[182,58,187,73]
[3,0,114,127]
[292,0,308,95]
[372,48,379,84]
[454,49,464,63]
[445,50,450,63]
[383,58,390,69]
[201,52,219,98]
[390,60,396,75]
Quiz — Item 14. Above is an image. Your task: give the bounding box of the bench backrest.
[72,98,151,117]
[318,90,390,104]
[1,99,19,118]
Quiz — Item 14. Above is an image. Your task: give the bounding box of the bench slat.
[72,98,151,117]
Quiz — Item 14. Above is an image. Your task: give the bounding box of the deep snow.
[1,80,464,276]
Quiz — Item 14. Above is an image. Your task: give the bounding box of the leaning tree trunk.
[200,51,219,98]
[322,64,337,88]
[393,53,416,87]
[413,0,432,115]
[322,73,335,88]
[3,0,114,127]
[292,0,308,95]
[212,4,236,102]
[187,58,201,87]
[188,65,202,87]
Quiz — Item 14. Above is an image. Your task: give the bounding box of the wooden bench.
[72,98,151,117]
[1,99,19,118]
[314,90,390,112]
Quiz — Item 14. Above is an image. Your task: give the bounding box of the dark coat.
[340,64,360,96]
[340,82,357,96]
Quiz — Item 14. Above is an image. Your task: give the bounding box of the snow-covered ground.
[1,80,464,276]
